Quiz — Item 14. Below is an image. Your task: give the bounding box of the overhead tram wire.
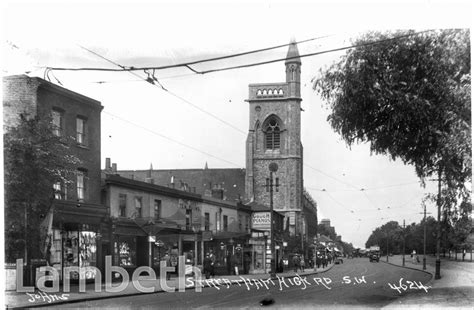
[48,30,433,74]
[77,45,247,135]
[103,111,242,168]
[49,34,333,72]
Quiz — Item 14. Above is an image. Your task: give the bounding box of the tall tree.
[4,114,80,263]
[314,30,471,274]
[314,29,470,204]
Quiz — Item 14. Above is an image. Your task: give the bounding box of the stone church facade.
[245,41,306,236]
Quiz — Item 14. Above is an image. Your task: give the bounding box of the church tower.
[245,40,303,235]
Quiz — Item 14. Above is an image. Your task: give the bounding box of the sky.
[1,0,472,248]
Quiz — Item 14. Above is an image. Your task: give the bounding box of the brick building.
[3,75,107,281]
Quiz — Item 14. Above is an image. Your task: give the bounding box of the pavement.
[4,263,335,309]
[381,254,474,309]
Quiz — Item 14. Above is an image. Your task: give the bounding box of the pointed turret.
[285,39,301,65]
[204,162,208,170]
[285,39,301,98]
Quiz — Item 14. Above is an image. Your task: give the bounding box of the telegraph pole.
[420,204,432,271]
[423,205,427,270]
[268,163,278,278]
[402,220,405,267]
[435,167,442,279]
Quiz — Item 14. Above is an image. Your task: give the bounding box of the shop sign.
[252,212,270,229]
[148,235,156,243]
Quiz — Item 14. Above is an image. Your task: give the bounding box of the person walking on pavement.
[209,251,216,278]
[300,257,305,272]
[163,252,171,280]
[203,253,212,279]
[293,254,300,272]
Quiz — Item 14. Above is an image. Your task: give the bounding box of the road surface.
[43,258,432,309]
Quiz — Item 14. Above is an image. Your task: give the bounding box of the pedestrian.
[416,255,420,263]
[244,253,251,274]
[163,252,171,280]
[412,250,417,264]
[292,254,300,272]
[231,255,239,275]
[209,251,216,278]
[300,257,305,272]
[203,253,212,279]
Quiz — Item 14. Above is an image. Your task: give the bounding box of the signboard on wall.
[252,212,270,230]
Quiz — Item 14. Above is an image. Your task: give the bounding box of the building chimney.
[105,158,111,170]
[112,163,117,173]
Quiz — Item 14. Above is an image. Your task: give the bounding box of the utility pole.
[386,231,389,262]
[435,167,442,279]
[402,220,405,267]
[419,205,432,271]
[423,205,427,270]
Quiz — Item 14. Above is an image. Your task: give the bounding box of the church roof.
[285,40,301,64]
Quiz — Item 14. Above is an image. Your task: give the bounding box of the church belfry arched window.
[290,65,296,81]
[264,118,281,150]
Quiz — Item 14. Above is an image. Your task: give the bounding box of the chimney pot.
[112,163,117,172]
[106,158,111,170]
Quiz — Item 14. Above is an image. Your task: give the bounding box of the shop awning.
[212,231,251,240]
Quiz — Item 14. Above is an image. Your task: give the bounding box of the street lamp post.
[269,163,278,278]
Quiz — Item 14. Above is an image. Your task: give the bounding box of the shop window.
[223,215,228,232]
[51,109,63,137]
[118,236,136,267]
[79,231,97,279]
[76,116,87,146]
[63,231,79,279]
[77,169,87,201]
[154,199,162,220]
[119,194,127,217]
[134,196,142,218]
[205,212,210,231]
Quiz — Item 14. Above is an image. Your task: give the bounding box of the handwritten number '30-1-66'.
[387,278,431,293]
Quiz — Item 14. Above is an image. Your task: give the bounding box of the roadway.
[42,257,432,309]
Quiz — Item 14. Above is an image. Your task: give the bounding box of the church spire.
[285,39,301,98]
[285,39,301,65]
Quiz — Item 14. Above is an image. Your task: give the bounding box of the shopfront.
[48,223,100,281]
[202,232,249,276]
